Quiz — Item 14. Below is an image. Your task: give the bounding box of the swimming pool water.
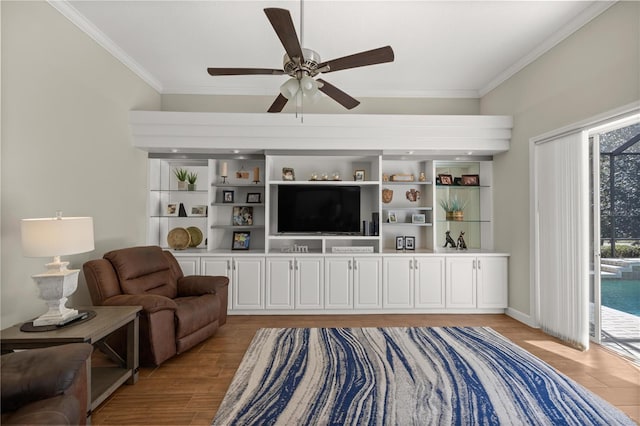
[601,280,640,316]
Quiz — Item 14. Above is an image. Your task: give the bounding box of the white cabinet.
[265,257,324,310]
[414,257,446,308]
[353,257,383,309]
[446,256,508,309]
[383,257,414,308]
[325,257,382,309]
[176,256,200,276]
[383,256,445,309]
[206,257,265,310]
[477,256,508,308]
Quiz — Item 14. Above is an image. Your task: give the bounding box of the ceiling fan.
[207,7,394,113]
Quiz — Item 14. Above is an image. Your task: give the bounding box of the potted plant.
[174,168,188,190]
[187,171,198,191]
[439,195,468,221]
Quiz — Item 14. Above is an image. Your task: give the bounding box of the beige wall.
[481,1,640,319]
[162,94,480,115]
[1,1,161,327]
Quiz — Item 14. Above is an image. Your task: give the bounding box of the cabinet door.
[233,257,265,310]
[201,257,232,310]
[176,256,200,276]
[446,257,476,308]
[477,256,508,308]
[383,257,413,308]
[324,257,353,309]
[296,257,324,309]
[354,257,382,309]
[266,258,294,309]
[414,257,445,308]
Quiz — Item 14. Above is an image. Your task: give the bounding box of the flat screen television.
[278,185,361,234]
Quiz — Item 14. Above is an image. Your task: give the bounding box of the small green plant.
[187,171,198,184]
[173,168,188,182]
[439,195,468,212]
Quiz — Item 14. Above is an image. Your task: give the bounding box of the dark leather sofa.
[82,245,229,366]
[1,343,92,425]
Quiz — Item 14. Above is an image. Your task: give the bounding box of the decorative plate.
[167,227,191,250]
[187,226,203,247]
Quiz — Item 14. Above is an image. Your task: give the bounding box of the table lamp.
[21,212,94,326]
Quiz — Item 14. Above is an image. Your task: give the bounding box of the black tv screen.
[278,185,361,234]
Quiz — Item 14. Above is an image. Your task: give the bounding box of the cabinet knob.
[354,260,358,270]
[226,260,231,271]
[414,260,419,269]
[295,259,299,270]
[348,260,352,270]
[473,260,476,269]
[289,260,293,270]
[409,259,413,269]
[477,260,481,269]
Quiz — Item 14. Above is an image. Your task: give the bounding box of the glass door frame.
[589,134,602,344]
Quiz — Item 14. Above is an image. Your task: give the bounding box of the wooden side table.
[1,305,141,420]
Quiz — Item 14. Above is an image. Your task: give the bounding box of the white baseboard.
[506,307,539,328]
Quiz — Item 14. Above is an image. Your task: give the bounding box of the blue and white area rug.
[212,327,634,425]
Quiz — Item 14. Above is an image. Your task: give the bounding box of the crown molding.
[479,1,616,97]
[47,0,163,93]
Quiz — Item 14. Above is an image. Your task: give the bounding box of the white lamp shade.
[300,75,318,94]
[21,217,94,257]
[280,78,300,100]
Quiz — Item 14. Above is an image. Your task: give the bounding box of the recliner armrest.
[177,275,229,297]
[103,294,177,313]
[0,343,92,413]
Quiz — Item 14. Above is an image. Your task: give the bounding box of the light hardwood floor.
[91,314,640,425]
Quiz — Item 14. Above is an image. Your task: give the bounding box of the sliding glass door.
[589,135,602,343]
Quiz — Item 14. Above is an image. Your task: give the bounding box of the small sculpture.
[443,230,456,248]
[457,231,467,250]
[382,188,394,204]
[419,172,427,182]
[405,189,420,202]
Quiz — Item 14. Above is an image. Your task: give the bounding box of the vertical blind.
[534,131,590,350]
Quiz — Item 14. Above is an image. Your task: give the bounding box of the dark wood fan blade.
[268,94,288,113]
[317,79,360,110]
[318,46,394,73]
[264,8,304,62]
[207,68,285,76]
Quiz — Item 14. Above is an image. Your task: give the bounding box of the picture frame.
[412,213,426,224]
[388,211,397,223]
[354,169,366,182]
[438,174,453,185]
[404,236,416,250]
[166,203,178,216]
[282,167,295,181]
[461,174,480,186]
[395,236,404,250]
[246,192,262,203]
[232,206,253,226]
[223,190,234,203]
[191,205,207,216]
[232,231,251,250]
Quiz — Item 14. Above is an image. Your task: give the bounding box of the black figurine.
[457,231,467,250]
[443,230,456,248]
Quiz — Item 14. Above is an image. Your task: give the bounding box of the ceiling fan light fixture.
[280,77,300,100]
[300,75,318,95]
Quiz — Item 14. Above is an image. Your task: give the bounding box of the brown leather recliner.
[1,343,92,425]
[82,245,229,366]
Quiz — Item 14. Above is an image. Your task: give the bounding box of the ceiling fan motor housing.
[283,48,322,78]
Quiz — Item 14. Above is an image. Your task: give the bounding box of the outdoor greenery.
[600,243,640,258]
[599,123,640,253]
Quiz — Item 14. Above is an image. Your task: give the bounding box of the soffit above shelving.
[130,111,512,156]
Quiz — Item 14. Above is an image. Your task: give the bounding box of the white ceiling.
[53,1,612,99]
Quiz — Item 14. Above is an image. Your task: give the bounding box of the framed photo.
[461,174,480,186]
[191,205,207,216]
[223,190,234,203]
[247,192,262,203]
[404,236,416,250]
[232,206,253,226]
[166,203,178,216]
[412,213,426,224]
[354,169,366,181]
[438,174,453,185]
[388,211,397,223]
[282,167,295,181]
[395,236,404,250]
[232,231,251,250]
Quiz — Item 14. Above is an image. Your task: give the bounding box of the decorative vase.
[187,184,196,191]
[405,189,420,202]
[178,181,187,190]
[382,188,393,204]
[446,211,464,221]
